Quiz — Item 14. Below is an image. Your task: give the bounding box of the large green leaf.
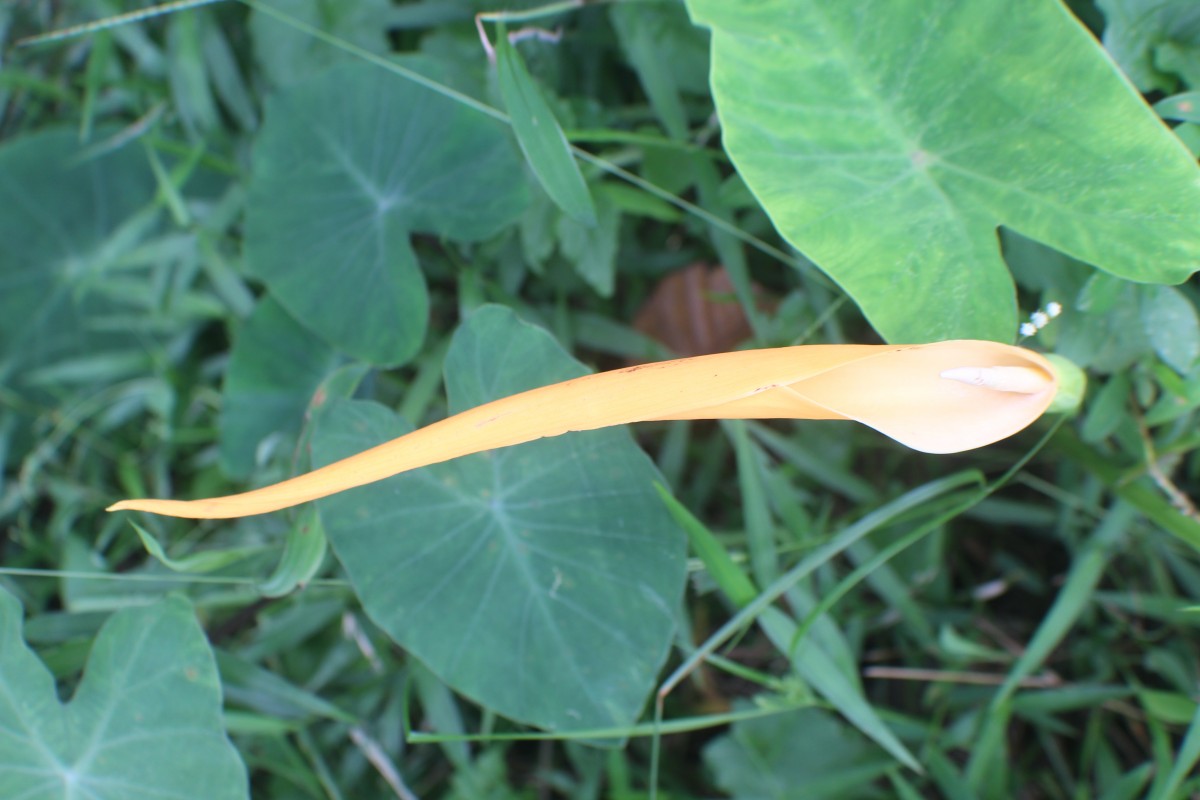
[689,0,1200,342]
[310,306,686,733]
[0,588,248,799]
[245,60,529,366]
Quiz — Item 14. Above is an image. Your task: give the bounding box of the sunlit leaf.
[689,0,1200,342]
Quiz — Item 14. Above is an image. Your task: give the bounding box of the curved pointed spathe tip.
[792,340,1058,455]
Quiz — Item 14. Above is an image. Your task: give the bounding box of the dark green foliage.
[1,1,1198,798]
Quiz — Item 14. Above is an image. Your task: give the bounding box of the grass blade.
[1147,701,1200,800]
[495,25,596,226]
[967,502,1136,791]
[655,483,757,608]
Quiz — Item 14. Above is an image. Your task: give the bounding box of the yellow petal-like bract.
[108,340,1057,519]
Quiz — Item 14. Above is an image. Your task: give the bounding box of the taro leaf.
[0,129,157,406]
[311,306,686,733]
[703,705,893,800]
[689,0,1200,343]
[245,59,528,367]
[0,587,248,799]
[219,296,340,479]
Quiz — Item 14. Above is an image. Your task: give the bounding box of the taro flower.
[109,340,1071,520]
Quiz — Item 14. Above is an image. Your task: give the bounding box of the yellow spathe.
[109,340,1057,519]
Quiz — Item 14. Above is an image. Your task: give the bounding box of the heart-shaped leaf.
[0,588,248,799]
[310,306,686,733]
[245,59,529,366]
[689,0,1200,342]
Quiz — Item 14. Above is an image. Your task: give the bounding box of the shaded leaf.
[167,9,219,135]
[656,484,757,608]
[1141,285,1200,373]
[1154,91,1200,124]
[0,129,157,409]
[1081,373,1130,443]
[215,650,354,723]
[59,537,178,613]
[704,703,894,799]
[0,588,248,799]
[1058,277,1152,372]
[610,1,709,139]
[556,185,619,296]
[219,296,340,480]
[310,306,687,732]
[245,59,529,365]
[1098,0,1200,92]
